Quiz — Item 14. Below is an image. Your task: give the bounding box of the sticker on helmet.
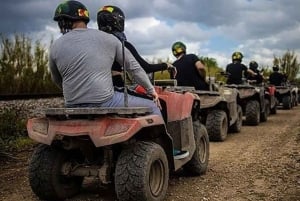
[78,9,89,17]
[99,6,114,13]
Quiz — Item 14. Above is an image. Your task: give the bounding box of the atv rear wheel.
[29,144,83,201]
[115,141,169,201]
[245,100,260,125]
[270,103,277,114]
[183,121,209,176]
[229,105,243,133]
[260,99,269,122]
[206,110,228,141]
[282,96,291,109]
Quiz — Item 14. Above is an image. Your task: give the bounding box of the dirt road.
[0,107,299,201]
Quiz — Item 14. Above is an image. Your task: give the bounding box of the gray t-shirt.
[49,28,154,105]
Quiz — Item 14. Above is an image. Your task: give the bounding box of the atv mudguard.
[27,107,166,147]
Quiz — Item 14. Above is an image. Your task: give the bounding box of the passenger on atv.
[97,5,176,88]
[226,51,256,85]
[49,0,161,116]
[269,65,286,86]
[245,60,264,85]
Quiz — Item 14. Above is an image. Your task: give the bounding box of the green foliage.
[273,50,300,82]
[0,34,61,94]
[0,107,27,148]
[0,136,35,152]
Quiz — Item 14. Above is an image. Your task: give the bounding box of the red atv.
[27,86,209,201]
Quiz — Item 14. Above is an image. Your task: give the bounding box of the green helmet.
[172,41,186,56]
[53,0,90,23]
[232,51,243,61]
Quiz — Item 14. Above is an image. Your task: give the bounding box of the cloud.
[0,0,300,68]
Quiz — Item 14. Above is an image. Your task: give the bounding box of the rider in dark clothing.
[97,6,174,87]
[226,51,256,84]
[171,41,209,90]
[269,65,285,86]
[246,61,263,84]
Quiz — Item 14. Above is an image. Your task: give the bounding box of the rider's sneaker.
[173,149,189,160]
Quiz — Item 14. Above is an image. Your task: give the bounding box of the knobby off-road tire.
[183,121,209,176]
[245,100,260,126]
[260,99,269,122]
[229,105,243,133]
[294,95,298,106]
[206,110,228,141]
[292,94,298,107]
[115,141,169,201]
[282,96,291,109]
[29,144,83,201]
[270,102,277,114]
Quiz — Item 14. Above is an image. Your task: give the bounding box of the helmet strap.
[58,19,74,34]
[113,31,127,41]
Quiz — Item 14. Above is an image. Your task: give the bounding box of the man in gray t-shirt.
[50,0,161,116]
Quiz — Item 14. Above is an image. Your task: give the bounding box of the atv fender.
[27,110,165,147]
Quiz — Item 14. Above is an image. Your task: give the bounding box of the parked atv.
[225,80,268,126]
[154,79,243,142]
[27,86,209,201]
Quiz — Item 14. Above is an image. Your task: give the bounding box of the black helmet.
[273,65,279,71]
[172,41,186,57]
[54,1,89,34]
[232,51,243,61]
[97,5,125,33]
[249,60,258,70]
[54,1,89,22]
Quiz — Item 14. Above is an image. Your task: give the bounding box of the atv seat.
[44,107,152,119]
[194,90,220,96]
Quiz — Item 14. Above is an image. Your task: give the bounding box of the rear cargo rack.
[45,107,151,118]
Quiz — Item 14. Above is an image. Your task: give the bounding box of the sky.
[1,0,300,70]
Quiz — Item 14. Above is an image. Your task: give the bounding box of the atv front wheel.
[229,104,243,133]
[260,99,269,122]
[245,100,260,125]
[29,144,83,201]
[115,141,169,201]
[270,103,277,114]
[183,121,209,176]
[206,110,228,141]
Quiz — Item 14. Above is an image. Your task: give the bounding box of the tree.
[273,50,300,82]
[0,34,60,94]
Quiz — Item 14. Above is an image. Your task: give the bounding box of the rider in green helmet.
[171,41,209,90]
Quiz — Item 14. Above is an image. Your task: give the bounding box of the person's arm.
[191,55,206,79]
[195,60,206,79]
[244,64,257,77]
[49,48,62,89]
[115,41,155,95]
[125,41,168,73]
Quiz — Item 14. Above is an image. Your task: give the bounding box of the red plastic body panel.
[27,115,164,147]
[268,86,276,96]
[156,87,197,121]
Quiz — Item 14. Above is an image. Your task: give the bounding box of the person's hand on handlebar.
[166,63,177,78]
